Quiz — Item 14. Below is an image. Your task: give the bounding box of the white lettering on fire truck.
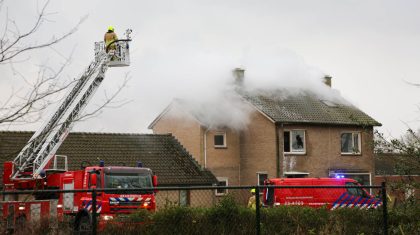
[120,194,145,198]
[285,201,304,205]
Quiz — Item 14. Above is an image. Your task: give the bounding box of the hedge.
[102,197,419,235]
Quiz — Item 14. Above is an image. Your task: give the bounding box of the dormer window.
[214,132,226,148]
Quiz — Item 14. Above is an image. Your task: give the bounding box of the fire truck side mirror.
[91,173,98,187]
[152,175,158,187]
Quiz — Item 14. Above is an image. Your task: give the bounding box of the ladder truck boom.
[12,53,108,179]
[2,30,159,232]
[11,30,132,180]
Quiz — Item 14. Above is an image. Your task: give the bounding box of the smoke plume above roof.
[141,45,348,130]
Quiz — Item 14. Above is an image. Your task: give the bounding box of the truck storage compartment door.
[63,180,74,211]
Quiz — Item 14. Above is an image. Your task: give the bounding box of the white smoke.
[148,45,348,131]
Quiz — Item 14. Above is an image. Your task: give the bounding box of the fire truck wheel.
[74,215,92,234]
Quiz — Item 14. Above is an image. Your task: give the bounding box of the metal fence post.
[255,187,260,235]
[381,182,388,235]
[92,188,97,235]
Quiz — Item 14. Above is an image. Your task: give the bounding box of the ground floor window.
[257,172,268,185]
[179,190,190,206]
[215,177,228,196]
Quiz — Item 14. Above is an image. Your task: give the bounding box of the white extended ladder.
[11,31,132,180]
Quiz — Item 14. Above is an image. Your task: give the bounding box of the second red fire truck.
[263,178,382,210]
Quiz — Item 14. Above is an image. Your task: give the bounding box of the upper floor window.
[214,132,226,148]
[341,132,361,154]
[284,130,306,154]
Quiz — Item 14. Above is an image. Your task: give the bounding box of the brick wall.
[205,129,241,186]
[279,124,375,178]
[152,105,376,187]
[151,106,242,186]
[152,108,204,165]
[240,111,277,185]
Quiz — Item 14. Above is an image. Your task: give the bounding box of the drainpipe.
[275,123,283,178]
[275,123,280,178]
[204,128,210,168]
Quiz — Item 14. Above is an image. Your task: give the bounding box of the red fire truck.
[1,30,158,232]
[263,178,381,210]
[2,161,158,231]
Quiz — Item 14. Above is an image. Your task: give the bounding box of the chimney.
[323,75,332,87]
[233,68,245,86]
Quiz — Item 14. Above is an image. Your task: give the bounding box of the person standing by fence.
[248,189,257,209]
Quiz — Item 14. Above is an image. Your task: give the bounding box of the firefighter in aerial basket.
[104,26,118,53]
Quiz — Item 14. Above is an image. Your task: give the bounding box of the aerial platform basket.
[95,29,132,67]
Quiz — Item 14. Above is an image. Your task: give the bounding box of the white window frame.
[341,132,362,155]
[214,132,227,148]
[179,190,189,206]
[284,130,306,154]
[215,177,228,196]
[257,172,268,186]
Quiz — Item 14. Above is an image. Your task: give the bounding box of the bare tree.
[0,0,128,127]
[0,0,82,63]
[0,0,82,126]
[375,129,420,202]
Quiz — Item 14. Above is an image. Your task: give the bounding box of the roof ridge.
[70,132,172,136]
[0,130,34,134]
[0,130,173,137]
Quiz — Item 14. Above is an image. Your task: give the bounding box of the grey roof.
[241,89,381,126]
[0,131,217,187]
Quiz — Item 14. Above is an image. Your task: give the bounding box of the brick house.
[149,71,381,189]
[0,131,218,208]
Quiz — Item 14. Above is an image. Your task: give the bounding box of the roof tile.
[0,131,217,186]
[241,89,381,126]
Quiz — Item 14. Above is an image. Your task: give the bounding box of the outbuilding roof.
[0,131,217,187]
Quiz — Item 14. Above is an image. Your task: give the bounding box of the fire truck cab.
[59,163,157,231]
[2,160,158,232]
[263,178,381,210]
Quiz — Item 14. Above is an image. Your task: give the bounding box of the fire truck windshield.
[105,173,152,189]
[345,182,369,197]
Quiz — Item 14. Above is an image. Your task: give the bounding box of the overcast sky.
[1,0,419,138]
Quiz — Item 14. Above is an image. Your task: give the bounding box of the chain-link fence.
[1,183,420,235]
